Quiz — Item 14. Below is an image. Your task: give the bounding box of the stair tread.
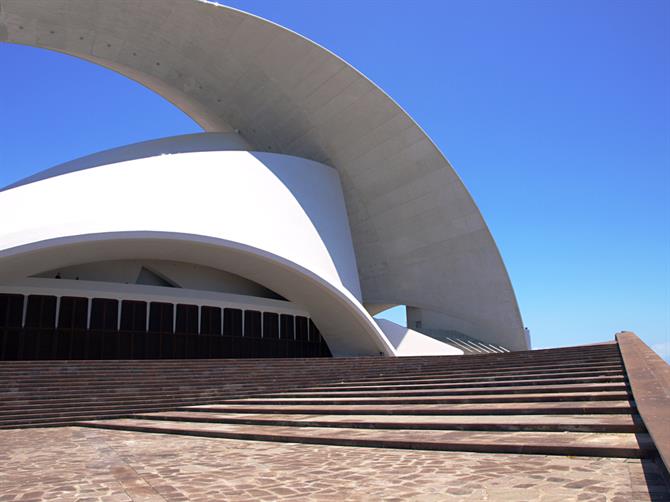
[261,382,629,397]
[296,375,626,391]
[78,418,654,457]
[184,400,636,414]
[148,410,639,424]
[136,410,643,431]
[219,390,632,404]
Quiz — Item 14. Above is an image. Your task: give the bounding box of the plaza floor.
[0,426,666,501]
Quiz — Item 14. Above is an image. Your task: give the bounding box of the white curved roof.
[0,0,527,350]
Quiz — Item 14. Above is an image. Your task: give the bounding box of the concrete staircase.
[0,343,657,458]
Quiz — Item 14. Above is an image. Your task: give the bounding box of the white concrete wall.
[0,150,396,356]
[0,150,362,300]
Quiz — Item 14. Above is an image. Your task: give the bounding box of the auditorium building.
[0,0,529,360]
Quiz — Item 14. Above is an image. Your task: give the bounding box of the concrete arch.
[0,0,528,350]
[0,231,393,357]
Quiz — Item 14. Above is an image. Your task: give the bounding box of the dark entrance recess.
[24,295,57,360]
[60,296,90,359]
[0,293,331,360]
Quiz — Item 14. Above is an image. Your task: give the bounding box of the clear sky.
[0,0,668,359]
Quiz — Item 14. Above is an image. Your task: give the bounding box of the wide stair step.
[78,417,654,458]
[181,400,637,415]
[210,390,632,405]
[255,382,629,398]
[132,410,645,433]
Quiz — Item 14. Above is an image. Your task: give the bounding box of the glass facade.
[0,293,330,360]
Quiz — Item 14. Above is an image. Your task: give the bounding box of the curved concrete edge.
[0,232,396,357]
[1,132,251,192]
[375,319,464,357]
[0,148,363,303]
[616,331,670,476]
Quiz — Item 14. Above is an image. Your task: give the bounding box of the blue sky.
[0,0,668,359]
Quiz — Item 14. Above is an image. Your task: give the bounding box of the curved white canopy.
[0,0,527,350]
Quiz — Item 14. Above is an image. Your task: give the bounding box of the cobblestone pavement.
[0,427,666,501]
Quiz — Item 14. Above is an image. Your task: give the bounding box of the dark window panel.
[120,300,147,332]
[25,295,57,329]
[176,304,198,334]
[295,316,309,342]
[223,308,242,337]
[149,302,173,334]
[263,312,279,339]
[0,294,24,328]
[244,310,261,338]
[58,297,88,330]
[90,298,118,331]
[201,306,222,335]
[280,314,294,341]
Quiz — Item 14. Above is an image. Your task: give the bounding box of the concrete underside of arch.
[0,233,393,357]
